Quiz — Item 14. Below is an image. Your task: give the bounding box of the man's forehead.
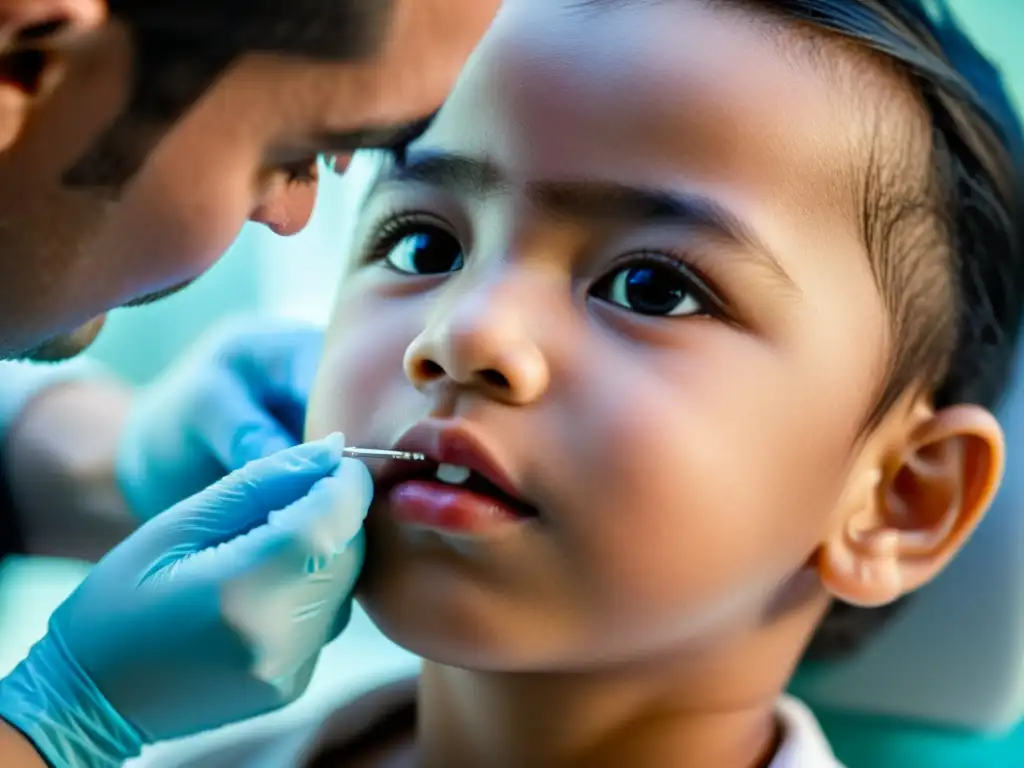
[64,0,399,193]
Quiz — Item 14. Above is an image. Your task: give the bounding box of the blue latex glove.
[0,434,372,768]
[117,319,324,521]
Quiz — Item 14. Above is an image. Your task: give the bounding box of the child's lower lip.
[387,480,529,535]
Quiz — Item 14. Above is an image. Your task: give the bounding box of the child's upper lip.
[377,420,527,503]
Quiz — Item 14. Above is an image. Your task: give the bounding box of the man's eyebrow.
[313,113,437,153]
[371,151,798,293]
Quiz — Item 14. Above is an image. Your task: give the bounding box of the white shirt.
[148,692,844,768]
[772,696,846,767]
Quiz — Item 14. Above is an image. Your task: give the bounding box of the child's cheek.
[305,291,421,444]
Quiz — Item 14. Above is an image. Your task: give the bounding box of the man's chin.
[13,279,193,362]
[22,315,108,363]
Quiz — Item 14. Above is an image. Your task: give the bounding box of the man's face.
[306,0,920,670]
[0,0,500,360]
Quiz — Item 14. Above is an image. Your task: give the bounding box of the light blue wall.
[951,1,1024,109]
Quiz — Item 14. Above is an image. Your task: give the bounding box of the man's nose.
[249,170,318,236]
[403,276,550,406]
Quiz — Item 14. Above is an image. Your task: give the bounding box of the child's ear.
[0,0,106,151]
[819,402,1004,608]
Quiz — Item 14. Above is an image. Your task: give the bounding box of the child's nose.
[403,281,549,406]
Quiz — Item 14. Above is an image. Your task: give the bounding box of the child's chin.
[358,577,576,673]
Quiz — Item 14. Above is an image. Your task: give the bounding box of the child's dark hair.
[754,0,1024,660]
[576,0,1024,658]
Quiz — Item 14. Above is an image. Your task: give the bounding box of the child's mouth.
[372,423,540,537]
[379,461,539,536]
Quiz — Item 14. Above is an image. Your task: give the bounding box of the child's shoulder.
[772,695,846,768]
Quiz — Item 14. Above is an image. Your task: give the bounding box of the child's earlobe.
[818,404,1004,608]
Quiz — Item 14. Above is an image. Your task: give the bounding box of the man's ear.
[0,0,106,151]
[819,403,1004,608]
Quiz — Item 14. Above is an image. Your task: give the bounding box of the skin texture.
[306,1,1004,766]
[0,0,500,360]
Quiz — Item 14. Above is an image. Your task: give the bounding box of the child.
[176,0,1024,765]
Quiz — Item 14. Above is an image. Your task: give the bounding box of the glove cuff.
[0,632,144,768]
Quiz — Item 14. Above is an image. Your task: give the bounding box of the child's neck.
[415,615,817,768]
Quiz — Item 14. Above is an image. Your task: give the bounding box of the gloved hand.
[0,434,372,768]
[117,319,324,521]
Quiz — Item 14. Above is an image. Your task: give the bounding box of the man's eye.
[277,158,319,185]
[590,259,708,317]
[378,222,464,276]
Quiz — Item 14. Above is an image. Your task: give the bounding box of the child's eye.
[372,217,465,276]
[590,255,713,318]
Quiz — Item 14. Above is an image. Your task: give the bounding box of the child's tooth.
[436,463,471,485]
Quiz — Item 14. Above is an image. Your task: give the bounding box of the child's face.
[307,0,997,670]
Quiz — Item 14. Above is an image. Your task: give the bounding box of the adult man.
[0,1,500,765]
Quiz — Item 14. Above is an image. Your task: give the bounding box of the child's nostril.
[419,360,445,378]
[480,369,510,389]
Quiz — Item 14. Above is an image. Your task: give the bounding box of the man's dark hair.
[750,0,1024,661]
[62,0,398,193]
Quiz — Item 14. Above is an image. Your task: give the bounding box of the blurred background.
[0,1,1022,764]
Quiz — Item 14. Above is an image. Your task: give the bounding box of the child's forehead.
[387,1,916,223]
[339,0,936,360]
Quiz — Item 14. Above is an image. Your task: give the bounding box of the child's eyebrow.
[369,150,799,295]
